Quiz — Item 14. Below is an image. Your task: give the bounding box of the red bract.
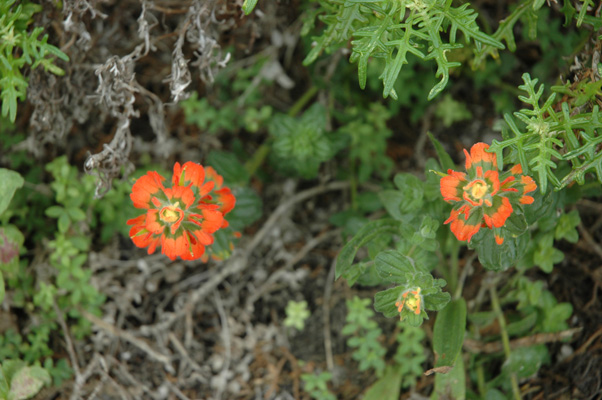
[127,162,236,260]
[440,143,536,245]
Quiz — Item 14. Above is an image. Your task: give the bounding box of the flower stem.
[448,239,459,295]
[489,285,522,400]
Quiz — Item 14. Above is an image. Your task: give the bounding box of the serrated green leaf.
[207,151,250,185]
[0,168,24,215]
[469,230,529,272]
[374,286,405,318]
[336,219,399,281]
[433,298,466,368]
[226,187,262,230]
[423,291,451,311]
[374,250,416,283]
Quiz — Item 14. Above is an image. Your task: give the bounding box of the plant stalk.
[489,285,522,400]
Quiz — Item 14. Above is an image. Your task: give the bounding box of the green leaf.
[393,173,424,213]
[0,273,4,304]
[206,151,250,186]
[377,190,405,220]
[423,291,452,312]
[427,132,455,171]
[431,353,465,400]
[554,210,580,243]
[374,250,418,283]
[374,286,405,319]
[433,298,466,368]
[533,242,564,274]
[0,168,24,215]
[57,213,70,233]
[502,345,548,380]
[242,0,258,15]
[226,187,262,231]
[44,205,64,218]
[66,207,86,222]
[0,365,9,399]
[336,219,399,280]
[363,366,402,400]
[506,311,537,336]
[469,230,529,272]
[9,365,51,400]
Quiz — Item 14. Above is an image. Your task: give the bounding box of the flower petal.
[483,196,513,228]
[446,207,482,242]
[465,143,496,176]
[440,171,467,202]
[162,233,189,261]
[174,161,206,190]
[213,187,236,215]
[130,172,166,209]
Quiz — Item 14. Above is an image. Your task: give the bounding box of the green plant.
[284,300,311,331]
[303,0,503,99]
[301,371,336,400]
[0,0,69,122]
[489,73,602,194]
[342,296,387,376]
[268,103,340,178]
[0,359,51,400]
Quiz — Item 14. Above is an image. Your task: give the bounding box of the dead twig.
[212,291,232,400]
[464,327,582,354]
[245,228,341,309]
[577,223,602,260]
[168,332,208,381]
[564,325,602,363]
[52,301,83,400]
[79,308,175,374]
[323,258,336,373]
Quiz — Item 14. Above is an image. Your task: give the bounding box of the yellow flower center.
[468,180,488,199]
[395,287,422,317]
[160,202,182,223]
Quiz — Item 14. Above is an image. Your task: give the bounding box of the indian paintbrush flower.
[440,143,536,245]
[395,287,423,318]
[127,162,235,260]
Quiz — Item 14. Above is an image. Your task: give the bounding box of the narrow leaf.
[242,0,258,15]
[433,298,466,368]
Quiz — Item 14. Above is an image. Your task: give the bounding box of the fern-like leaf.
[304,0,502,100]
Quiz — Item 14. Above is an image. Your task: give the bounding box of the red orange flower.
[440,143,536,245]
[127,162,236,260]
[395,287,423,318]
